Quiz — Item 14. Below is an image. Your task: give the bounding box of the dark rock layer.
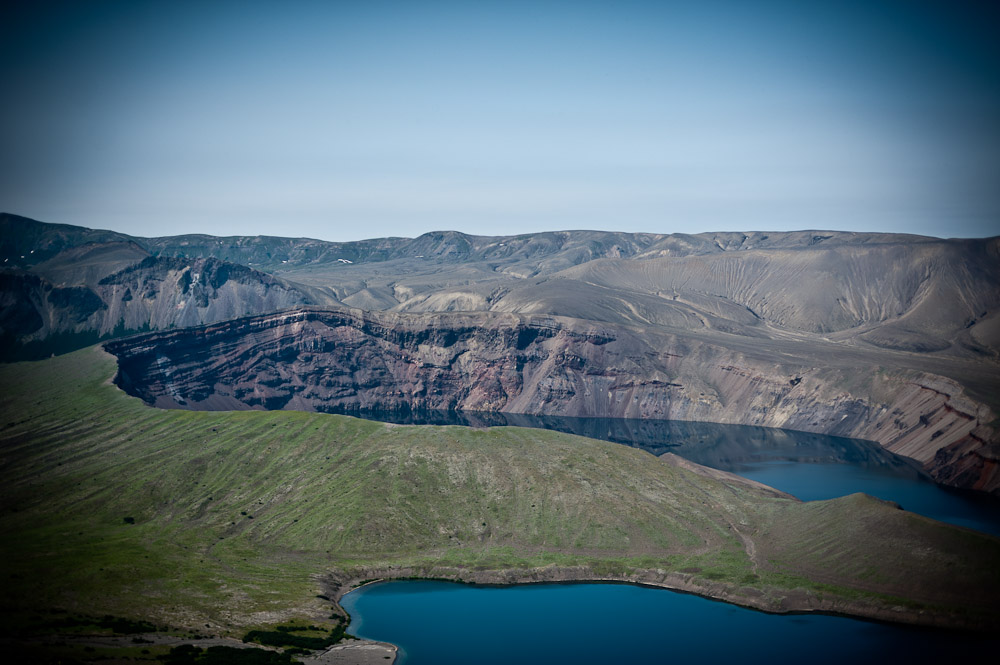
[106,306,1000,495]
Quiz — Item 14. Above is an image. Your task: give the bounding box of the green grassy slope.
[1,347,998,634]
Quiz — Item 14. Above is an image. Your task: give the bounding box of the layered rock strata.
[106,307,999,494]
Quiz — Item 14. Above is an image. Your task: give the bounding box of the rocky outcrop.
[106,306,1000,494]
[0,253,334,360]
[93,255,332,334]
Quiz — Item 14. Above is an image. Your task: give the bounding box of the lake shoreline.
[329,565,1000,635]
[299,637,398,665]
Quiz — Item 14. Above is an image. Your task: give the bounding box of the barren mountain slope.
[278,232,1000,361]
[546,239,1000,353]
[7,215,997,360]
[0,248,336,359]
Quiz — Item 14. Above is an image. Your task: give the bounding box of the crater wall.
[106,306,999,495]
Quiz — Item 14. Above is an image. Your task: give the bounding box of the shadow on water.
[331,407,916,469]
[330,408,1000,536]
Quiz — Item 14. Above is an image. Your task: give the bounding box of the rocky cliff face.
[0,250,332,360]
[9,215,999,493]
[107,306,1000,495]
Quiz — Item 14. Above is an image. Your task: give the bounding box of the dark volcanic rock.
[106,306,1000,495]
[8,215,999,493]
[0,272,46,336]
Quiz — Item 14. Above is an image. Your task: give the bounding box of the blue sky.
[2,0,998,240]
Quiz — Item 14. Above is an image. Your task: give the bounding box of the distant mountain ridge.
[3,213,999,494]
[4,213,998,365]
[0,212,954,272]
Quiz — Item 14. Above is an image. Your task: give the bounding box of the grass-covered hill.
[1,346,999,641]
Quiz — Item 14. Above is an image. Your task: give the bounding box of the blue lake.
[342,581,1000,665]
[345,410,1000,536]
[333,413,1000,662]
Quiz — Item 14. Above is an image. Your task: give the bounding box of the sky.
[1,0,998,241]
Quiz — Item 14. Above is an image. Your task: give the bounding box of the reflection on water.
[333,408,908,466]
[334,408,1000,535]
[342,581,1000,665]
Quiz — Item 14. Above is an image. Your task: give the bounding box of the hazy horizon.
[7,209,994,243]
[3,0,998,242]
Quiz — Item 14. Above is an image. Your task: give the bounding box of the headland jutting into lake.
[2,347,997,663]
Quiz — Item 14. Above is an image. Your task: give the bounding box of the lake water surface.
[338,412,1000,663]
[342,581,999,665]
